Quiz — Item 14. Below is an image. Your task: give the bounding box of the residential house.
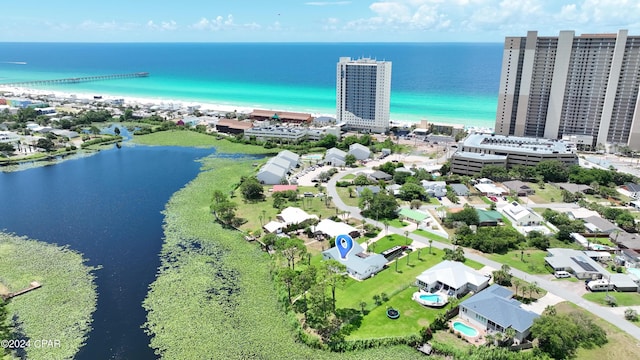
[272,185,297,193]
[555,183,594,194]
[322,241,386,280]
[545,248,608,279]
[502,180,535,196]
[256,163,287,185]
[386,184,402,196]
[325,147,347,166]
[277,207,318,226]
[624,183,640,199]
[369,170,392,182]
[421,180,447,198]
[612,231,640,252]
[619,248,640,267]
[398,208,429,224]
[474,183,507,196]
[415,260,489,298]
[355,185,381,196]
[312,219,360,239]
[583,215,619,234]
[476,209,503,227]
[449,183,470,197]
[501,202,542,226]
[348,143,371,160]
[459,284,539,344]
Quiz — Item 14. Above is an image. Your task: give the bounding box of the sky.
[1,0,639,42]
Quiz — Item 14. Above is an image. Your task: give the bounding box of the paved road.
[326,170,640,342]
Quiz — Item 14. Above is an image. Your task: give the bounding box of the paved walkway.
[326,169,640,342]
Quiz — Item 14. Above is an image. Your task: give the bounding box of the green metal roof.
[476,209,503,223]
[399,208,429,222]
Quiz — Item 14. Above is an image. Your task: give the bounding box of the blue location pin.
[336,234,354,260]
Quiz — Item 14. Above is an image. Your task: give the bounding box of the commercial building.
[494,30,640,150]
[249,109,313,124]
[336,57,392,133]
[450,133,578,175]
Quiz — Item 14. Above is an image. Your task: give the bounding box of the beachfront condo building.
[336,57,392,133]
[494,30,640,150]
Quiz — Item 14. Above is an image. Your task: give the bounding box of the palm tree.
[484,333,495,346]
[347,187,354,198]
[428,239,433,254]
[404,230,410,246]
[359,301,367,314]
[512,278,522,298]
[527,282,541,300]
[504,327,517,345]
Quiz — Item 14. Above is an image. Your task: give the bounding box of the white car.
[554,271,571,278]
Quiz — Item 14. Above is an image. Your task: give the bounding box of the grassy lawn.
[132,130,275,154]
[555,302,639,360]
[336,186,360,207]
[346,286,439,339]
[527,182,563,203]
[371,234,411,254]
[336,248,446,311]
[582,292,640,306]
[236,188,339,234]
[342,174,355,180]
[461,258,485,270]
[413,229,450,244]
[425,197,441,205]
[487,249,550,274]
[388,218,409,228]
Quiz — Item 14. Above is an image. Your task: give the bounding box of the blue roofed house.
[322,241,387,280]
[459,284,539,344]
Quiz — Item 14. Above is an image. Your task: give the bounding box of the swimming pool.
[419,294,445,303]
[412,291,448,307]
[453,321,478,337]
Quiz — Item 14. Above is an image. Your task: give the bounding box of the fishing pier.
[0,72,149,87]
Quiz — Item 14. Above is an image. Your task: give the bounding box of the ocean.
[0,42,502,128]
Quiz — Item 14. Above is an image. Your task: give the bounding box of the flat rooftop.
[463,133,575,154]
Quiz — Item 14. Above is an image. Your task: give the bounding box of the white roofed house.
[277,207,318,226]
[267,156,292,172]
[325,147,347,166]
[312,219,360,240]
[277,150,300,169]
[348,143,371,160]
[415,260,489,298]
[421,180,447,198]
[322,241,387,280]
[257,163,287,185]
[501,202,542,226]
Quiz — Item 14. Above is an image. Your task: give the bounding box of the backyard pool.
[453,321,479,337]
[412,291,448,307]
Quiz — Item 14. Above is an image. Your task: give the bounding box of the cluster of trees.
[443,205,479,228]
[542,209,586,242]
[492,264,513,286]
[210,190,243,227]
[239,176,265,202]
[474,160,637,189]
[358,188,399,220]
[455,225,525,254]
[531,306,607,360]
[0,299,9,355]
[277,259,352,345]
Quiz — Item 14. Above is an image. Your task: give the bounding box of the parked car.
[554,271,571,278]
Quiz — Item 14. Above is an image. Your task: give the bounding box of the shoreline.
[0,85,495,131]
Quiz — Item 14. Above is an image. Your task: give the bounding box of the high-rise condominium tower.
[336,57,392,133]
[495,30,640,150]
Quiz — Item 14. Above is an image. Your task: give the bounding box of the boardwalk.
[1,281,42,300]
[0,72,149,87]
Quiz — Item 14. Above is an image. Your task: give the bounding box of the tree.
[428,239,433,254]
[347,187,354,198]
[322,259,347,310]
[536,160,569,182]
[372,294,381,306]
[344,154,357,167]
[280,267,297,303]
[624,308,638,321]
[359,301,367,315]
[0,142,14,154]
[114,126,121,136]
[399,182,426,201]
[36,137,55,152]
[526,281,541,300]
[276,237,306,270]
[358,187,374,210]
[353,174,371,186]
[0,299,11,343]
[492,264,512,286]
[240,176,264,202]
[503,327,517,345]
[512,278,522,297]
[363,192,399,220]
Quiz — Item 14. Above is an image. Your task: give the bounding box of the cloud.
[190,15,261,31]
[305,1,351,5]
[340,0,640,36]
[147,20,178,31]
[77,20,138,31]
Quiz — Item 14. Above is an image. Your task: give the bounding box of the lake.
[0,143,251,359]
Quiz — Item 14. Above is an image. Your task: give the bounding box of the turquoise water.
[0,42,501,128]
[301,154,324,160]
[419,294,445,303]
[627,267,640,277]
[453,321,479,337]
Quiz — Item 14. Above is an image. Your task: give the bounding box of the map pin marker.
[336,234,354,260]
